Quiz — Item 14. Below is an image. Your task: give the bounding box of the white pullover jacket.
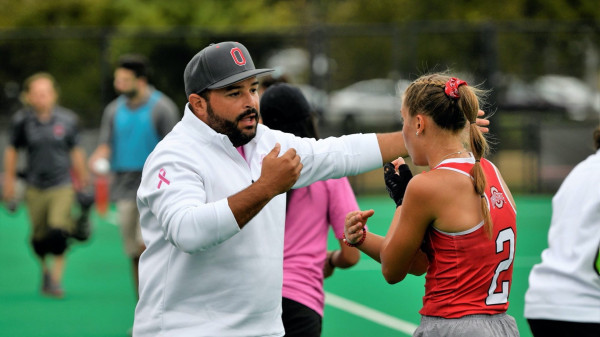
[133,105,382,336]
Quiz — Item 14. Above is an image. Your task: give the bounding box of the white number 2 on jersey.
[486,228,515,305]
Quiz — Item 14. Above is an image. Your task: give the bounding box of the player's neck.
[127,85,150,107]
[33,105,54,122]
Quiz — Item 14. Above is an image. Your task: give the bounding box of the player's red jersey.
[419,158,517,318]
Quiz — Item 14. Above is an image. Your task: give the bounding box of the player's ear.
[188,93,208,119]
[415,114,425,134]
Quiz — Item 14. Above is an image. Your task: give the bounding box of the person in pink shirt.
[260,83,362,337]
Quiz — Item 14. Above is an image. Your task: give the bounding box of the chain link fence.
[1,22,599,194]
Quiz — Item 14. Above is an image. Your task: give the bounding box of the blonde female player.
[344,74,519,337]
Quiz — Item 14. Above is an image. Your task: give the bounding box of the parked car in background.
[496,74,600,121]
[496,75,559,111]
[533,75,600,121]
[297,84,329,120]
[326,78,410,131]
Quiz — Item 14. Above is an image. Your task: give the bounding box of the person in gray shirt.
[2,72,89,298]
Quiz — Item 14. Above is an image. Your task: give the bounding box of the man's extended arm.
[376,111,490,164]
[376,131,407,163]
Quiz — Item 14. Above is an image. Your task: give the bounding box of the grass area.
[0,195,553,337]
[0,206,136,337]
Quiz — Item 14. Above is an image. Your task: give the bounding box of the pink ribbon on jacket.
[157,168,171,189]
[444,77,468,99]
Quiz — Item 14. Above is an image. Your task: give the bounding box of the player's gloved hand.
[383,162,413,207]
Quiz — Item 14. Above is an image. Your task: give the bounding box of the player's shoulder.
[406,168,466,203]
[10,108,32,125]
[104,97,120,111]
[411,169,446,189]
[153,89,174,102]
[322,177,356,203]
[53,106,82,126]
[316,177,349,193]
[152,90,178,109]
[404,171,438,201]
[54,105,78,119]
[324,176,351,188]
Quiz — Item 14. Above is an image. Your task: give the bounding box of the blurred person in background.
[258,72,290,96]
[260,83,361,337]
[344,74,519,337]
[2,72,89,298]
[524,126,600,337]
[88,54,179,301]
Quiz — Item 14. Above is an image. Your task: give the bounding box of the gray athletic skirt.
[413,313,520,337]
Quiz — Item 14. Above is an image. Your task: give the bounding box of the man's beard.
[206,103,259,147]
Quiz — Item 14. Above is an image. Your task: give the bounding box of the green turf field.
[0,195,552,336]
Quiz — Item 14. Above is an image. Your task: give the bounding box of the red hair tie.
[444,77,468,99]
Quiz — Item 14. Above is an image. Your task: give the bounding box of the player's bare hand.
[258,143,302,196]
[476,109,490,133]
[344,210,374,245]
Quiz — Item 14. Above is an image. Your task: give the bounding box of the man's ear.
[189,93,208,119]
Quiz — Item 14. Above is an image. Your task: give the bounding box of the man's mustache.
[235,108,259,123]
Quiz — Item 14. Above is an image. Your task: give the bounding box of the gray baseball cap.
[184,41,273,98]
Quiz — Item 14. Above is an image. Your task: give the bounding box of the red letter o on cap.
[230,48,246,66]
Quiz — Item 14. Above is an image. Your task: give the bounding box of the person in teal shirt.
[88,54,179,304]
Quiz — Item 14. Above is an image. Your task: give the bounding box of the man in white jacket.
[133,41,486,336]
[524,126,600,337]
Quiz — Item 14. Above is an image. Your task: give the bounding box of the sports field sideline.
[0,195,551,337]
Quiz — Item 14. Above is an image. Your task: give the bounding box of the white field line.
[325,291,418,336]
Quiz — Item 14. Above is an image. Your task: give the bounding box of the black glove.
[5,200,18,214]
[383,162,413,207]
[76,190,95,211]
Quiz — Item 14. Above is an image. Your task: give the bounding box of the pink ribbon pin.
[157,168,171,189]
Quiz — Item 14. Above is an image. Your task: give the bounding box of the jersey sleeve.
[137,141,240,253]
[64,108,82,149]
[152,95,180,139]
[98,101,117,146]
[8,110,28,149]
[326,177,359,239]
